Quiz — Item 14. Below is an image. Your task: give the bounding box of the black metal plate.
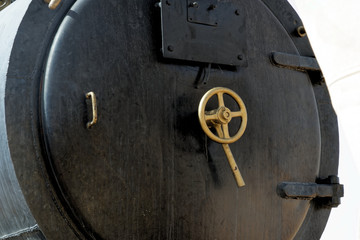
[161,0,247,66]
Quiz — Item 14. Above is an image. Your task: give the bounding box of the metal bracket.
[271,52,320,72]
[160,0,247,66]
[277,175,344,208]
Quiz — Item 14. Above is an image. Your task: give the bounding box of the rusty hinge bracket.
[277,175,344,208]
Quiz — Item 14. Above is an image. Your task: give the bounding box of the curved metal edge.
[260,1,340,239]
[0,0,42,239]
[5,0,88,239]
[293,84,340,240]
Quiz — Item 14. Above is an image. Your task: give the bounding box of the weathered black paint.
[271,52,321,72]
[161,0,248,66]
[1,0,340,239]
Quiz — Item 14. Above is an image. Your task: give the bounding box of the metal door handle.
[86,92,97,129]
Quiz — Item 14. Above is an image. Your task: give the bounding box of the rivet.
[208,4,216,10]
[45,0,62,10]
[167,45,174,52]
[166,0,171,6]
[189,2,199,8]
[237,55,243,60]
[235,9,240,15]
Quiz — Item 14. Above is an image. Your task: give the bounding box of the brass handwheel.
[198,87,248,187]
[198,87,247,144]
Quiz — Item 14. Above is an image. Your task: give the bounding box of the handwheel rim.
[198,87,248,144]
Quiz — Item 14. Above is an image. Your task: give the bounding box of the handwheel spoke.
[217,92,225,107]
[222,124,230,138]
[231,110,244,118]
[205,113,218,121]
[214,124,224,138]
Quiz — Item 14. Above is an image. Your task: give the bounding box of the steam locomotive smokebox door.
[5,0,341,239]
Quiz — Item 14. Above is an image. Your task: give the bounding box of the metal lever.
[86,92,97,129]
[214,125,245,187]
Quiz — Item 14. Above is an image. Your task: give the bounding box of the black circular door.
[39,0,336,239]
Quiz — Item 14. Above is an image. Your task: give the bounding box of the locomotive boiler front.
[0,0,343,239]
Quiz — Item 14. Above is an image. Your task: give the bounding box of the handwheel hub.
[217,106,232,124]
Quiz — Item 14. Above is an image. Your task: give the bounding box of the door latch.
[277,175,344,208]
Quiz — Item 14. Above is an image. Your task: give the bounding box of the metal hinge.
[271,52,320,72]
[277,175,344,208]
[270,52,325,84]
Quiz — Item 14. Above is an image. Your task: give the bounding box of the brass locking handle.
[214,125,246,187]
[198,87,248,187]
[86,92,97,129]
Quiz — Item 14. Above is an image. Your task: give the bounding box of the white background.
[288,1,360,239]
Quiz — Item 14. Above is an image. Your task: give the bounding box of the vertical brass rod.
[222,143,245,187]
[214,125,245,187]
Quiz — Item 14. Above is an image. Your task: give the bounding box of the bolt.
[208,4,216,10]
[167,45,174,52]
[189,2,199,8]
[224,112,230,119]
[235,9,240,15]
[297,26,306,37]
[237,55,243,61]
[45,0,62,10]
